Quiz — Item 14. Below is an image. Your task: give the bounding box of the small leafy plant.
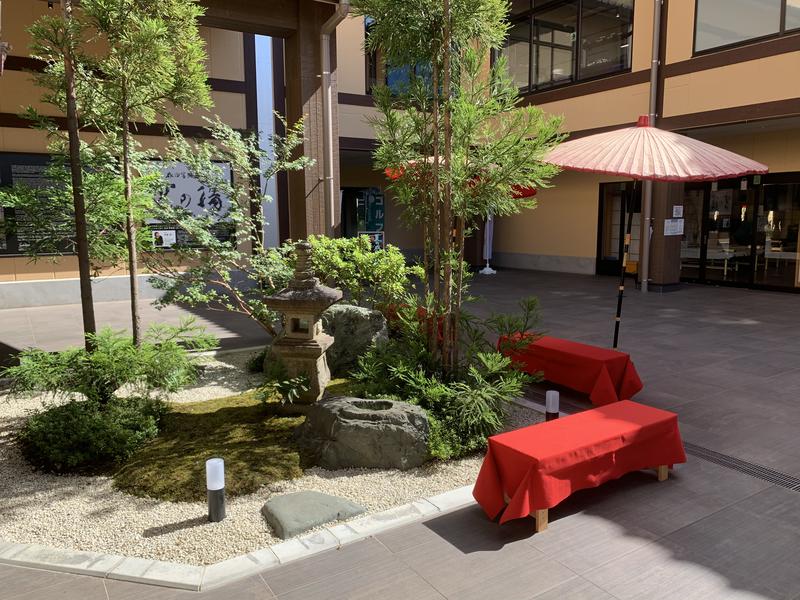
[257,349,310,405]
[18,396,167,473]
[351,297,542,460]
[308,234,424,310]
[3,318,216,404]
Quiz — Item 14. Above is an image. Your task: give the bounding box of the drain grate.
[684,441,800,492]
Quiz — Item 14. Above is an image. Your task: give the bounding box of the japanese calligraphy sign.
[156,161,232,221]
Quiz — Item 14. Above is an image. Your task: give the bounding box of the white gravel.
[0,351,543,566]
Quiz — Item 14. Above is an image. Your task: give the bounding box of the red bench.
[473,400,686,531]
[504,335,643,406]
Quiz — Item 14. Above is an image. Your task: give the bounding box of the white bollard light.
[206,458,226,522]
[545,390,560,421]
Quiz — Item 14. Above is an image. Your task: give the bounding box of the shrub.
[308,234,424,310]
[18,397,167,473]
[3,319,216,403]
[352,299,540,460]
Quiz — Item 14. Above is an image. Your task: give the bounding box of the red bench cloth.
[472,400,686,524]
[505,335,643,406]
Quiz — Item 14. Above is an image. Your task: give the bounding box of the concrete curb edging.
[0,485,478,592]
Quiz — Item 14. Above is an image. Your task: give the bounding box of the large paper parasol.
[545,115,768,348]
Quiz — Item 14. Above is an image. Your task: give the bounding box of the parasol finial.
[637,115,650,127]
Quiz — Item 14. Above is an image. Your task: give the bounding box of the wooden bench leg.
[534,509,548,532]
[657,465,669,482]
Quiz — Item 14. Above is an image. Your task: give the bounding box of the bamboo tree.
[80,0,211,345]
[357,0,564,373]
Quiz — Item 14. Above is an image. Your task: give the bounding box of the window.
[534,3,578,87]
[364,17,432,95]
[694,0,800,53]
[506,20,532,88]
[580,0,633,79]
[500,0,633,92]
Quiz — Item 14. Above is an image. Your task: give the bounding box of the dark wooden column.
[647,182,684,291]
[283,0,341,239]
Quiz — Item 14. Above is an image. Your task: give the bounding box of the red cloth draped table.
[505,335,643,406]
[472,400,686,529]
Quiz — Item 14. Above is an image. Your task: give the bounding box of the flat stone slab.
[261,491,366,539]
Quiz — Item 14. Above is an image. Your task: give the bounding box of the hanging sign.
[664,218,684,236]
[358,230,385,251]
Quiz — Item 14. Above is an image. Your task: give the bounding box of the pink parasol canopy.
[544,116,768,182]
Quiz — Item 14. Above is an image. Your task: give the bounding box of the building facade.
[336,0,800,293]
[2,0,800,302]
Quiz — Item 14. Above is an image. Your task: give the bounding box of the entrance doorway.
[680,175,800,291]
[596,182,641,276]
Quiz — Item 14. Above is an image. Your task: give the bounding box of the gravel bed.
[0,353,543,566]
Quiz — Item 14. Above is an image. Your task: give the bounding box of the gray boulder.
[321,304,388,376]
[296,396,429,470]
[261,491,365,539]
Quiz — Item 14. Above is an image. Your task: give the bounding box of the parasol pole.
[614,181,637,348]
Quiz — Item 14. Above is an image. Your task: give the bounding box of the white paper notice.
[664,218,684,236]
[672,205,684,218]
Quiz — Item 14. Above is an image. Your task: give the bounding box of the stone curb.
[0,397,549,590]
[0,485,478,592]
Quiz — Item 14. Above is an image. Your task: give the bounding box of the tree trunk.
[121,106,141,346]
[441,0,453,371]
[61,0,97,352]
[429,60,441,357]
[422,220,430,297]
[453,215,465,368]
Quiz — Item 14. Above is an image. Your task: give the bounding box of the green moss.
[113,391,305,502]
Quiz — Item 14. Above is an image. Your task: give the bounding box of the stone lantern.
[264,241,342,403]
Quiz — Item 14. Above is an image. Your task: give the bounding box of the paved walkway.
[2,271,800,599]
[0,301,269,366]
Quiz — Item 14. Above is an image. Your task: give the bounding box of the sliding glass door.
[680,174,800,291]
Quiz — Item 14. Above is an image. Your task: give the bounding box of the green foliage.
[354,0,509,70]
[308,234,423,310]
[486,296,544,354]
[78,0,211,131]
[256,349,310,406]
[355,0,564,373]
[18,396,167,473]
[3,319,216,404]
[352,298,540,459]
[146,118,311,336]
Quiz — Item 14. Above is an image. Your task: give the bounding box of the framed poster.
[0,153,72,256]
[152,229,177,248]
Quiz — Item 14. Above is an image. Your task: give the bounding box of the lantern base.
[208,488,226,522]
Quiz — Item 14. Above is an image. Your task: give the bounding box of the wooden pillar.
[647,182,684,291]
[283,0,341,239]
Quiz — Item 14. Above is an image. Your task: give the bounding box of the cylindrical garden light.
[205,458,226,522]
[545,390,560,422]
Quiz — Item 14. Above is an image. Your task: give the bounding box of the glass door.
[703,181,757,285]
[753,181,800,289]
[680,186,706,281]
[596,182,641,276]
